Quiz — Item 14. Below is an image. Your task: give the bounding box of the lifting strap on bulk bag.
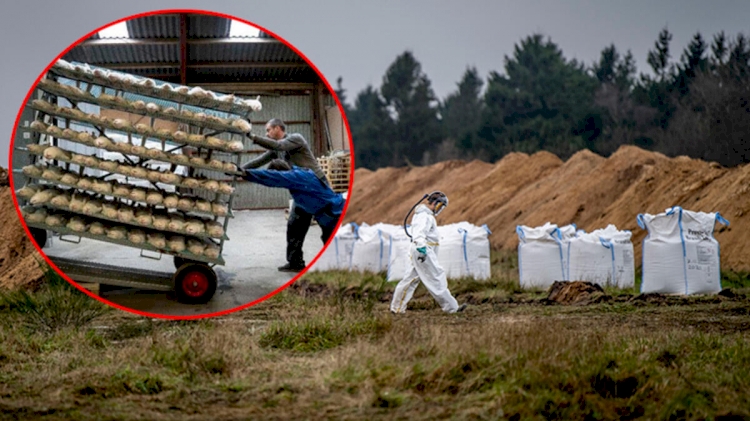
[459,228,469,274]
[599,237,616,285]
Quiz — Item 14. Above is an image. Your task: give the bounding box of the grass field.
[0,253,749,420]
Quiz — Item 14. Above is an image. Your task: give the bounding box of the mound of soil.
[546,281,609,305]
[344,146,750,271]
[0,178,45,291]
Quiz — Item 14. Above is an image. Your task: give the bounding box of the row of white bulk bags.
[567,225,635,289]
[310,222,358,271]
[384,222,492,281]
[517,223,576,289]
[311,221,492,281]
[639,206,729,295]
[517,222,634,289]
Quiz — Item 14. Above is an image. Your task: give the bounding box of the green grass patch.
[0,265,110,333]
[721,270,750,290]
[259,310,392,353]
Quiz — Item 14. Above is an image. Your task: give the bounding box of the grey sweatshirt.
[242,133,328,184]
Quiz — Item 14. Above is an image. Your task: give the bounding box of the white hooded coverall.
[390,204,460,313]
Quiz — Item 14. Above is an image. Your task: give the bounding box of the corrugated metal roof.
[125,14,247,39]
[189,42,300,63]
[189,15,231,38]
[126,15,179,38]
[190,67,317,82]
[62,13,322,86]
[65,44,179,64]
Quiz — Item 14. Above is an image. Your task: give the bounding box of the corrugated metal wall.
[193,94,313,209]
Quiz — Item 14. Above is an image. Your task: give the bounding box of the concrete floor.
[42,209,324,317]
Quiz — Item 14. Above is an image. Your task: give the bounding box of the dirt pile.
[546,281,608,305]
[344,145,750,271]
[0,178,45,290]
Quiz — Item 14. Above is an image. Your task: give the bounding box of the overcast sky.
[2,0,749,166]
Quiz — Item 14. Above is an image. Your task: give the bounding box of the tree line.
[336,28,750,169]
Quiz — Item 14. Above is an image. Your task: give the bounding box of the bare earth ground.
[0,259,749,420]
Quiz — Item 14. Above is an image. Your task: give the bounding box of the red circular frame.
[7,8,355,320]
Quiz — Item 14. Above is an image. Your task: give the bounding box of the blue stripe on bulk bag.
[715,213,729,289]
[517,243,523,284]
[636,214,646,229]
[637,213,649,293]
[667,206,689,294]
[352,222,360,239]
[516,226,525,285]
[566,240,571,281]
[482,224,492,235]
[551,228,565,280]
[600,237,616,286]
[386,236,393,280]
[460,228,470,274]
[378,230,383,272]
[516,225,525,242]
[716,213,730,227]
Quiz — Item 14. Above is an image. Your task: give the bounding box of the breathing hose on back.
[403,193,429,240]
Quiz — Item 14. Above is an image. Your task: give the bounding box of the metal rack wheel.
[173,256,202,269]
[29,227,48,249]
[173,263,217,304]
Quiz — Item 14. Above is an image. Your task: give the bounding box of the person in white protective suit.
[390,192,467,314]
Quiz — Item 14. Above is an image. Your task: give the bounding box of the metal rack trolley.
[14,61,259,304]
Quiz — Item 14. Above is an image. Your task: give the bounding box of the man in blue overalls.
[243,159,344,254]
[243,119,329,272]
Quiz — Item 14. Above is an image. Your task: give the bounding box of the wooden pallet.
[318,154,350,193]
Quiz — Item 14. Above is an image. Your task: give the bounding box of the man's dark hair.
[268,159,292,171]
[267,118,286,132]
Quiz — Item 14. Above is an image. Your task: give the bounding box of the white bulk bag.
[517,222,565,289]
[567,225,634,288]
[557,224,577,281]
[436,223,467,279]
[310,222,359,271]
[351,223,391,273]
[638,206,729,295]
[436,222,492,280]
[460,223,492,280]
[387,226,412,281]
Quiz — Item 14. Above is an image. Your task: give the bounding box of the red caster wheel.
[173,263,217,304]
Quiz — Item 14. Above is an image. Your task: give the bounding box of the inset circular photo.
[8,10,353,319]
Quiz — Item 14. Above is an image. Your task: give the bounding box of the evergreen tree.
[478,34,598,160]
[349,86,393,169]
[593,44,619,84]
[647,28,674,82]
[441,67,484,152]
[380,51,442,166]
[333,76,352,117]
